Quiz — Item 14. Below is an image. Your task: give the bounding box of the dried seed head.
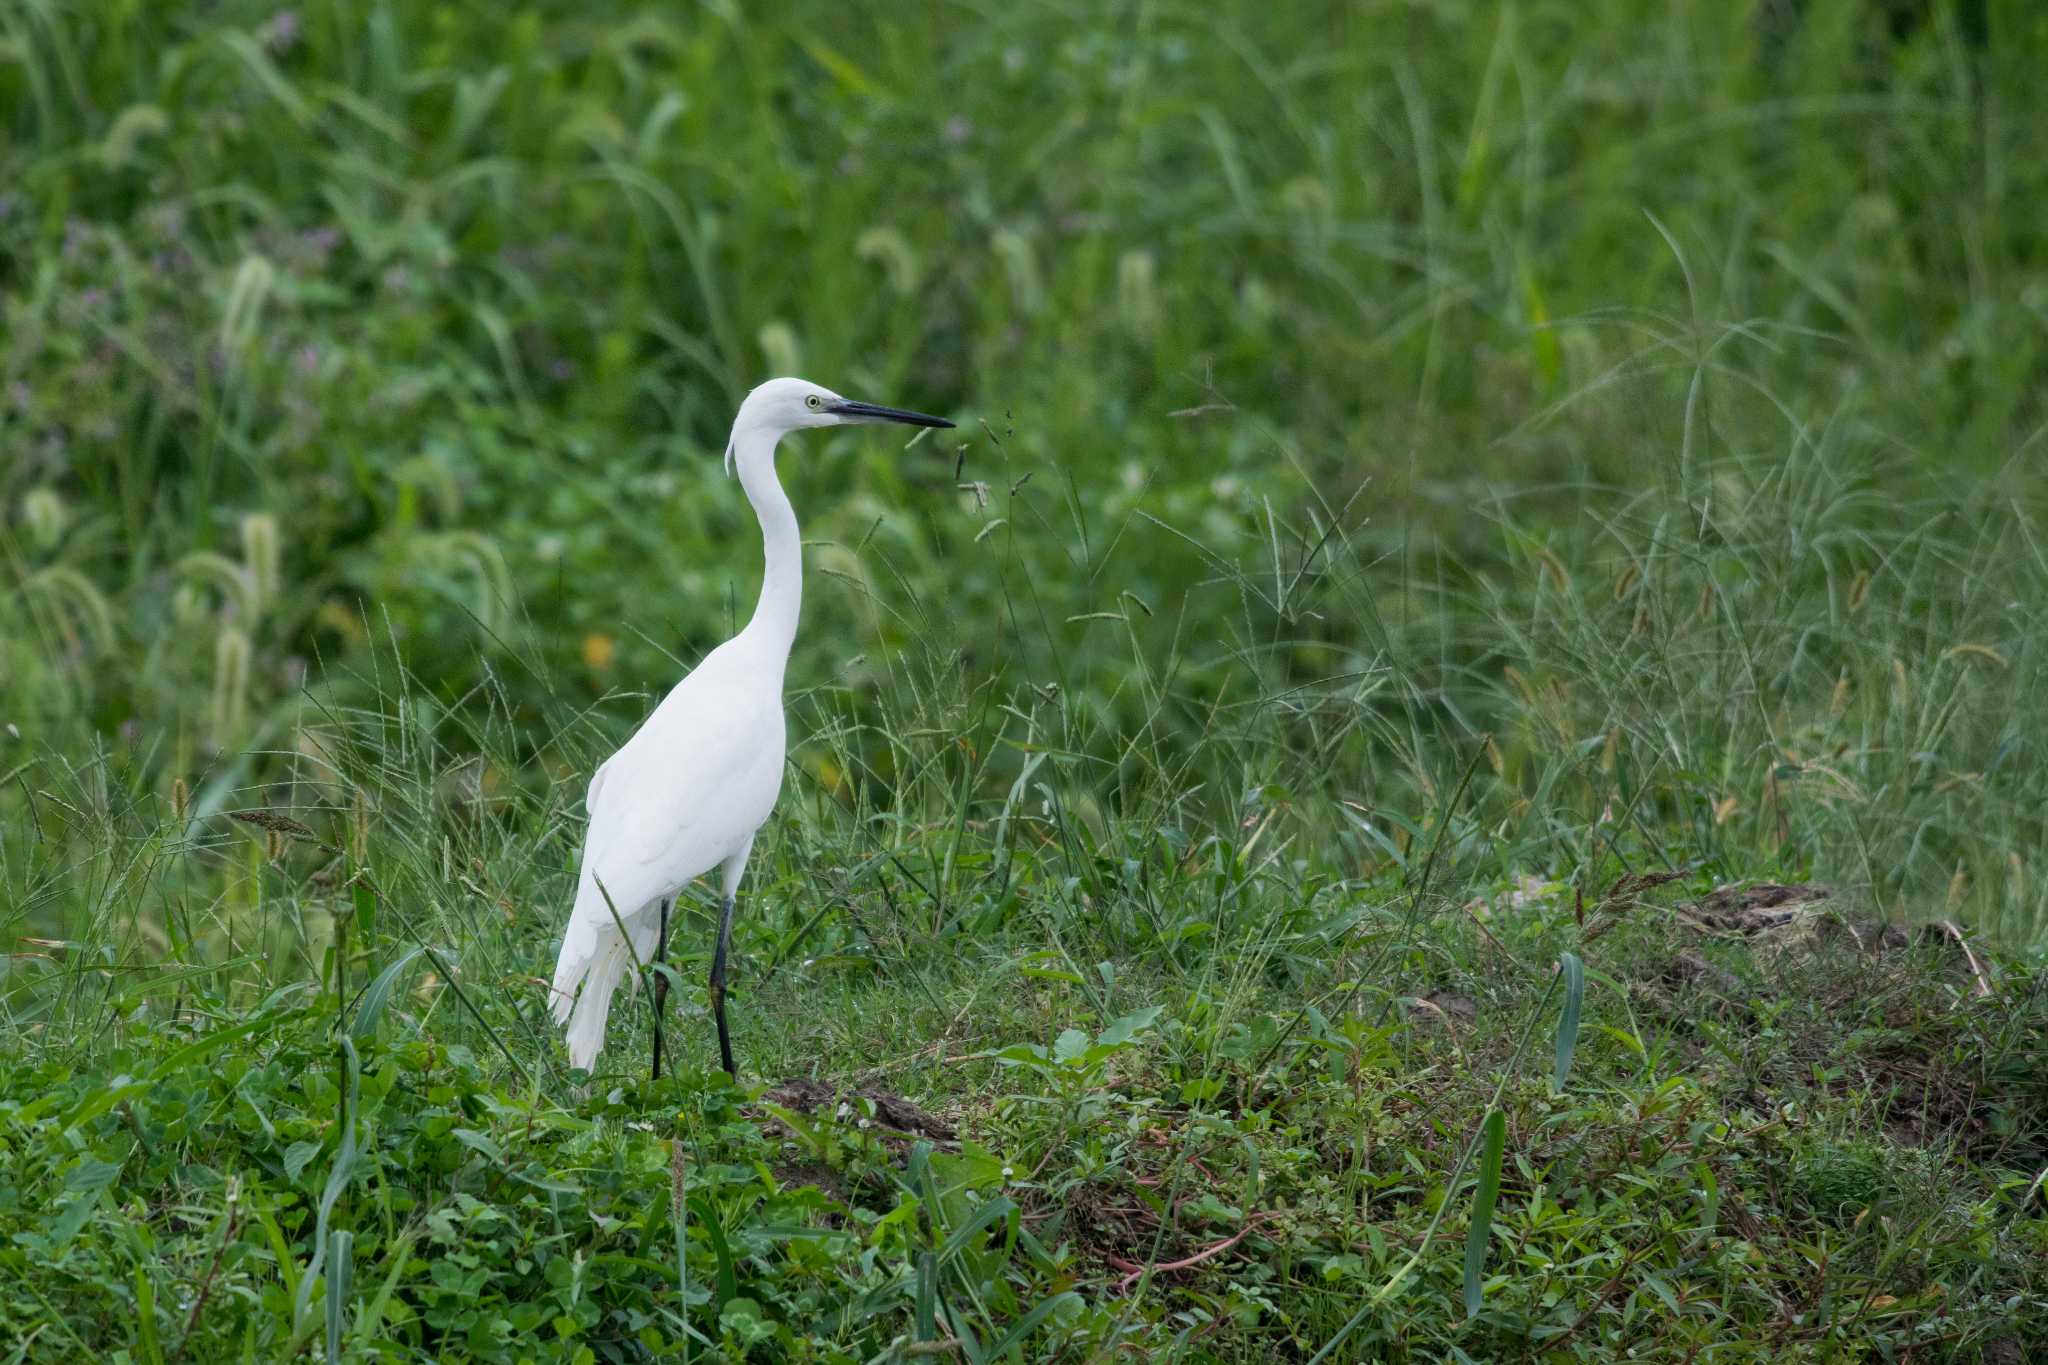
[1502,665,1536,708]
[211,626,253,743]
[1116,249,1158,338]
[170,776,190,823]
[265,828,286,863]
[101,104,168,168]
[990,229,1043,315]
[1697,581,1716,621]
[24,566,115,653]
[1847,569,1871,613]
[1613,560,1640,601]
[20,486,68,551]
[1760,769,1788,851]
[1891,657,1909,708]
[218,254,277,373]
[756,321,801,378]
[1485,736,1504,775]
[670,1139,687,1226]
[1240,275,1277,326]
[172,583,209,626]
[176,550,259,622]
[854,227,920,296]
[352,786,370,863]
[1941,643,2008,669]
[1829,673,1851,718]
[241,513,280,611]
[1280,176,1333,240]
[230,808,319,841]
[1944,864,1968,913]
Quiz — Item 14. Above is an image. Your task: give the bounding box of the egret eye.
[806,394,823,411]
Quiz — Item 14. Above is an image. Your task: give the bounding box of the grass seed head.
[352,787,370,863]
[20,486,68,551]
[240,513,281,611]
[854,227,920,295]
[757,321,802,377]
[211,626,252,744]
[1117,248,1159,337]
[991,229,1044,315]
[1941,643,2008,669]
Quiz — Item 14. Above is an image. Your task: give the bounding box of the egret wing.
[577,646,786,914]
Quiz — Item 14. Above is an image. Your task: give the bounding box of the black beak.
[827,399,954,429]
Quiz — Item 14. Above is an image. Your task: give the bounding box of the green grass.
[3,0,2047,1359]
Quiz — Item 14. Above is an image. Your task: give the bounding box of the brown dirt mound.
[1688,881,1837,934]
[756,1077,957,1148]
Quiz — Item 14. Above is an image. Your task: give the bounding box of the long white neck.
[730,423,801,668]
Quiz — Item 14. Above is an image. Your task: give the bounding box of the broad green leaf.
[1097,1005,1165,1049]
[48,1153,127,1249]
[452,1128,505,1162]
[284,1140,322,1182]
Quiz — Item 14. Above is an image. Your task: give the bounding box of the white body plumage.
[549,635,787,1069]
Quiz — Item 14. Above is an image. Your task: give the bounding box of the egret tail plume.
[552,926,631,1071]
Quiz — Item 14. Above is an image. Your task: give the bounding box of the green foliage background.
[5,0,2045,932]
[2,2,2046,1360]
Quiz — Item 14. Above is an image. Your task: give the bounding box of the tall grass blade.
[349,945,426,1041]
[1552,950,1585,1093]
[1462,1108,1507,1319]
[325,1229,353,1362]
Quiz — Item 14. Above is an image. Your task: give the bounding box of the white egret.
[549,376,954,1077]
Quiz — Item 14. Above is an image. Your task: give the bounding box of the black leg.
[651,898,671,1081]
[709,893,737,1077]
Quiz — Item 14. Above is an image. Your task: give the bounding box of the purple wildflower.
[263,11,301,56]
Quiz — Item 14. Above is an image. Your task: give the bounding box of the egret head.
[727,376,954,474]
